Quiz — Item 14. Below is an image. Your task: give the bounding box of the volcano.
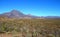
[0,10,40,18]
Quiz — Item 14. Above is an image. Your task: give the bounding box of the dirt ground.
[0,33,22,37]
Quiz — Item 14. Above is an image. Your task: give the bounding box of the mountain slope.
[0,10,40,18]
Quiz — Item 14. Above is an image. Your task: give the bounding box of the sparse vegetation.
[0,17,60,37]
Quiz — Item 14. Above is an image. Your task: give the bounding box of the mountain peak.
[10,9,24,15]
[1,10,25,18]
[11,10,20,13]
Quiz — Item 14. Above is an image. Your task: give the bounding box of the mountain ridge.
[0,10,60,19]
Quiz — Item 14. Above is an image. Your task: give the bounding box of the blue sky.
[0,0,60,16]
